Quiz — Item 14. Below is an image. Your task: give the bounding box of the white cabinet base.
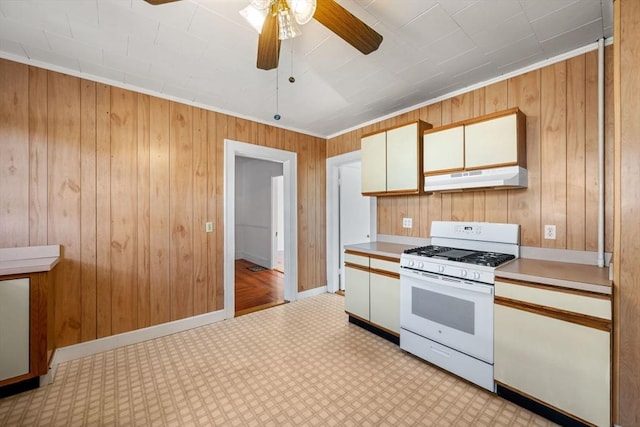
[0,278,30,382]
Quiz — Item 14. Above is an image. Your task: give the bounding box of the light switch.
[206,222,214,233]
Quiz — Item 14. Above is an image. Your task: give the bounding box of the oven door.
[400,268,494,363]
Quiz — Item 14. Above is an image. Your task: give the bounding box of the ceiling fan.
[144,0,383,70]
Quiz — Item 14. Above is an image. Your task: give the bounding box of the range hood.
[424,165,528,193]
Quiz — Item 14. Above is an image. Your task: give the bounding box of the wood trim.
[462,107,521,126]
[360,119,426,139]
[344,262,369,273]
[421,107,522,133]
[495,381,599,427]
[423,167,464,177]
[464,160,520,171]
[369,268,399,280]
[362,191,389,197]
[344,262,399,279]
[496,277,612,301]
[423,121,463,135]
[495,296,611,332]
[345,311,400,337]
[381,189,420,196]
[344,250,400,263]
[612,1,621,424]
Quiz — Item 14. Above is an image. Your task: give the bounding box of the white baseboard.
[43,309,226,384]
[238,252,269,268]
[297,285,327,300]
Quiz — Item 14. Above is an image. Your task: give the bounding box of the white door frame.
[326,151,377,293]
[270,175,283,270]
[224,140,298,319]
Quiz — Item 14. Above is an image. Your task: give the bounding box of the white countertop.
[0,245,61,276]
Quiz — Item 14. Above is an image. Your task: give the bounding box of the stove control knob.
[417,262,424,269]
[473,272,481,280]
[460,269,468,278]
[438,265,445,273]
[407,260,415,267]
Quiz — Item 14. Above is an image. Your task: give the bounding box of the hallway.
[234,259,285,316]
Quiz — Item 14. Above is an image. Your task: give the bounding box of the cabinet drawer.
[345,253,369,268]
[370,257,399,275]
[495,280,611,320]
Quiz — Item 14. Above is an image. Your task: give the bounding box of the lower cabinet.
[0,278,30,382]
[344,251,400,336]
[344,255,370,320]
[0,272,55,389]
[494,278,611,427]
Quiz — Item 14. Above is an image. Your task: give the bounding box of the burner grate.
[404,245,515,267]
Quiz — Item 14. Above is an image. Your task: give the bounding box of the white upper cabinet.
[361,132,387,194]
[423,125,464,175]
[386,122,419,192]
[422,108,526,176]
[465,109,525,169]
[361,120,431,196]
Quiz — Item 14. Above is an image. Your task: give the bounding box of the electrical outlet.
[205,222,214,233]
[544,224,556,240]
[402,218,412,229]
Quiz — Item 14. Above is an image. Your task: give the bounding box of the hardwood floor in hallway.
[235,259,285,316]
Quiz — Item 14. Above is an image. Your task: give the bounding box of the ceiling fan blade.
[257,12,281,70]
[144,0,182,4]
[314,0,382,55]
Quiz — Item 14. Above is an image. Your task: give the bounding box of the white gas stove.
[399,221,520,391]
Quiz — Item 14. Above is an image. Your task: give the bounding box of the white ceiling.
[0,0,613,138]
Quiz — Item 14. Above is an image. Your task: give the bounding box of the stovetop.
[404,245,516,268]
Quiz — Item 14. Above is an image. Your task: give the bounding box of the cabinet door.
[361,132,387,194]
[423,125,464,174]
[465,112,519,169]
[386,122,419,192]
[344,266,370,320]
[0,278,30,382]
[494,304,610,427]
[369,272,399,333]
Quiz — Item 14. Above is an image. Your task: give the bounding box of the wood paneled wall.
[0,58,326,347]
[613,0,640,424]
[328,49,614,253]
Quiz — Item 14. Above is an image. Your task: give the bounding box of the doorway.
[326,151,377,294]
[234,156,285,315]
[224,140,298,320]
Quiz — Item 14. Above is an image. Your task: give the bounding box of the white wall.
[235,157,283,267]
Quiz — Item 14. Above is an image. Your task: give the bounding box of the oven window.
[411,287,474,334]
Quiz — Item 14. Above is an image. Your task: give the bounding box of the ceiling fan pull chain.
[274,66,281,120]
[289,38,295,83]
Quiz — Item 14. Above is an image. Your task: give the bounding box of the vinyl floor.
[0,293,556,426]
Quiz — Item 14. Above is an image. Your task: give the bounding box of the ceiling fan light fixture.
[240,4,268,34]
[249,0,271,9]
[277,7,302,40]
[287,0,316,25]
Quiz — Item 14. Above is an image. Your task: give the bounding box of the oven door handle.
[437,279,493,295]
